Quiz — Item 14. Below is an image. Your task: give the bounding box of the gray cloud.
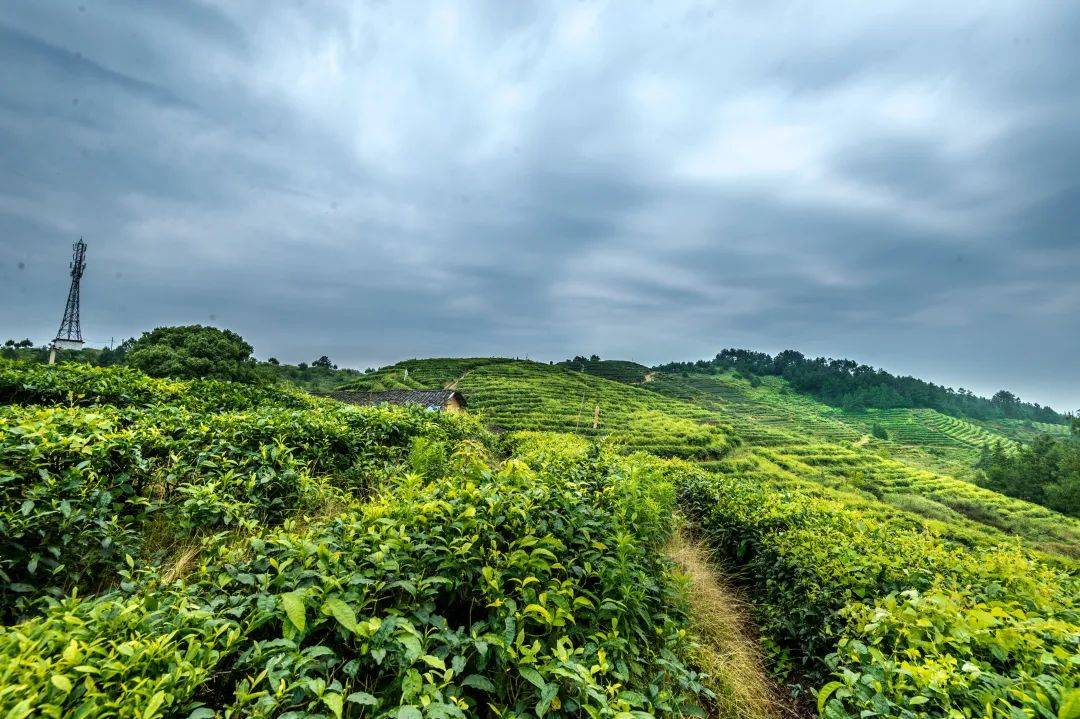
[1,1,1078,410]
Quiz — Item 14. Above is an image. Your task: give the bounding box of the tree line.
[656,348,1071,424]
[978,431,1080,518]
[2,325,360,391]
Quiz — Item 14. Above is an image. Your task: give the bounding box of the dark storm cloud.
[1,1,1078,409]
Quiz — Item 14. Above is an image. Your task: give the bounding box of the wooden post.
[593,405,600,429]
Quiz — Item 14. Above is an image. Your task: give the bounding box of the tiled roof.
[324,389,466,409]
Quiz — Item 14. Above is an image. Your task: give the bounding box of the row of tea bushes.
[678,469,1079,719]
[450,362,738,461]
[0,357,314,412]
[0,440,711,719]
[0,363,489,620]
[642,371,1080,555]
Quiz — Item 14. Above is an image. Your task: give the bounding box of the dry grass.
[160,542,203,584]
[666,527,800,719]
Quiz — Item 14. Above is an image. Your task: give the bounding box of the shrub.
[407,436,447,479]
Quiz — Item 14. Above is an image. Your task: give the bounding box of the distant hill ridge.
[654,349,1071,424]
[339,350,1072,426]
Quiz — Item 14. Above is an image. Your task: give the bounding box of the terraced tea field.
[646,372,862,446]
[4,356,1076,719]
[344,359,738,460]
[975,416,1074,444]
[640,372,1080,554]
[557,358,652,384]
[856,407,1020,452]
[345,361,1080,556]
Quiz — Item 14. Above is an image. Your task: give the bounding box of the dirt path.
[665,528,800,719]
[445,370,470,391]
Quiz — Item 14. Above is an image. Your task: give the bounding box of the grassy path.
[666,528,801,719]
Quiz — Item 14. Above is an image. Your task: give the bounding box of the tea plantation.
[642,370,1080,555]
[344,360,738,461]
[1,356,1077,719]
[345,359,1080,717]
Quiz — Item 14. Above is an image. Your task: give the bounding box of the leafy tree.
[266,357,280,365]
[312,355,333,369]
[871,423,889,440]
[126,325,261,382]
[1072,416,1079,436]
[991,390,1022,418]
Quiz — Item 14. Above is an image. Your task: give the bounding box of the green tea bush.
[0,437,711,718]
[0,585,241,719]
[407,436,447,479]
[0,364,490,618]
[0,357,314,412]
[678,470,1079,719]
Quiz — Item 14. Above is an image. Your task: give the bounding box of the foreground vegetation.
[0,358,718,718]
[679,465,1079,718]
[2,344,1077,719]
[344,358,1080,715]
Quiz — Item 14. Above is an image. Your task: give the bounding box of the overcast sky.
[1,2,1077,410]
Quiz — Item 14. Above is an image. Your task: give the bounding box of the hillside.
[658,349,1071,425]
[1,355,1077,719]
[341,359,736,460]
[345,358,1079,556]
[344,357,1079,717]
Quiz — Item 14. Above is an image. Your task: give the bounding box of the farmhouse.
[325,389,467,413]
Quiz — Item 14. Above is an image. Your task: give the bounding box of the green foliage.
[0,356,310,411]
[980,435,1080,518]
[407,436,447,479]
[263,360,362,392]
[345,360,738,461]
[125,325,262,382]
[558,357,651,384]
[3,349,1077,719]
[342,358,514,393]
[0,358,712,718]
[870,423,888,440]
[862,407,1019,454]
[0,434,711,718]
[645,371,1080,554]
[0,360,485,619]
[677,469,1079,719]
